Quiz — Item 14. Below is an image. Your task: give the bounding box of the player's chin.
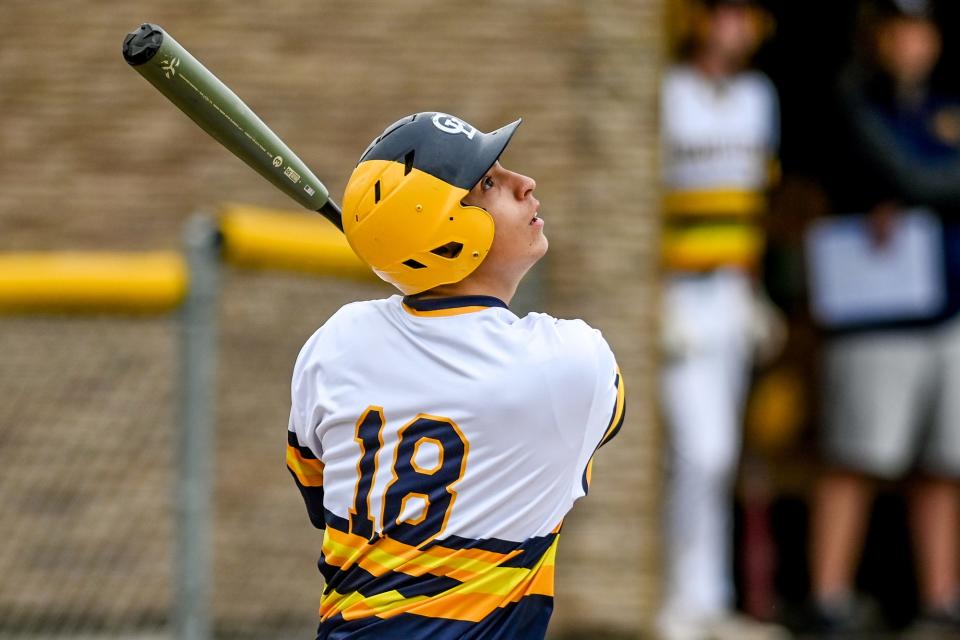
[530,232,549,258]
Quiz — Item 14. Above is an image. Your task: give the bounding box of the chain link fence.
[0,261,389,638]
[210,269,387,638]
[0,315,176,637]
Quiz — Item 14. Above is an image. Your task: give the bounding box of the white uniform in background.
[287,294,624,639]
[658,63,779,634]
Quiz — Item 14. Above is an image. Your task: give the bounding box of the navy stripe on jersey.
[290,468,326,530]
[319,557,463,599]
[322,507,558,558]
[317,511,558,598]
[313,505,558,634]
[319,508,557,563]
[317,507,558,596]
[580,370,626,495]
[402,294,508,312]
[599,371,626,448]
[289,429,319,458]
[497,533,559,569]
[428,532,548,557]
[324,507,350,531]
[288,431,326,530]
[316,594,553,640]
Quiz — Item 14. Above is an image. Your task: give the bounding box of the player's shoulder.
[294,296,400,367]
[519,310,600,339]
[664,64,774,96]
[737,69,777,98]
[515,311,615,371]
[663,64,696,93]
[322,296,398,327]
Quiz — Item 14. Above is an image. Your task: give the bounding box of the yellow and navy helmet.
[343,112,521,295]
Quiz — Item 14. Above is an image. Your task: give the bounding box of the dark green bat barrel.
[123,23,342,230]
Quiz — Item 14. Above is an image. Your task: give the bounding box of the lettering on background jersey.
[348,407,469,546]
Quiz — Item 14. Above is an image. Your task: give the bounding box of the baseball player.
[286,112,625,639]
[659,1,786,638]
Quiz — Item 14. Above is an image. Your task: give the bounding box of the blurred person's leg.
[810,330,931,629]
[662,346,742,616]
[906,313,960,631]
[659,271,751,636]
[909,477,959,610]
[809,469,873,603]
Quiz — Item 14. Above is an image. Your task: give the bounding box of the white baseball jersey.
[660,64,779,271]
[287,294,624,639]
[662,64,777,192]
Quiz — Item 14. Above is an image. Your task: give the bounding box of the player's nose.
[514,172,536,200]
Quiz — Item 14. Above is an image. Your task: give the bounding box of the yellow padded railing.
[0,252,187,313]
[219,204,373,280]
[0,205,374,314]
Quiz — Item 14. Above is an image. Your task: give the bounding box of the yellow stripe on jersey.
[401,303,493,318]
[663,188,766,218]
[320,535,559,623]
[583,368,626,492]
[599,367,626,446]
[286,445,324,487]
[322,526,524,583]
[661,224,764,272]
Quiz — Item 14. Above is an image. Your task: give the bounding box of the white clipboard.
[805,209,946,328]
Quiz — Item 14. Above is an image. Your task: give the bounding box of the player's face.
[694,4,764,65]
[463,162,548,276]
[876,17,941,87]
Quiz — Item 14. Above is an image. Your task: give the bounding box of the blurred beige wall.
[0,0,662,636]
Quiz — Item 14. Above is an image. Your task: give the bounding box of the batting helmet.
[343,112,521,294]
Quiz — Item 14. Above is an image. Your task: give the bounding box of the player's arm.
[574,359,625,498]
[286,333,327,530]
[287,425,325,530]
[594,365,626,450]
[839,68,960,208]
[551,320,625,498]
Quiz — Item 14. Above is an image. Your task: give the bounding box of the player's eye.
[481,176,494,192]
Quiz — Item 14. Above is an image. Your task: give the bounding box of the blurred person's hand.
[932,107,960,148]
[660,304,699,359]
[868,201,902,249]
[749,289,787,367]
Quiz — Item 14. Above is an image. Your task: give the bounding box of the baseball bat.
[122,23,343,230]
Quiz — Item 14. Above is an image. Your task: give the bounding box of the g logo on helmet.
[431,113,477,140]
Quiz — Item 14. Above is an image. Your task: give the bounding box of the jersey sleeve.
[574,332,627,497]
[551,320,626,500]
[287,330,328,530]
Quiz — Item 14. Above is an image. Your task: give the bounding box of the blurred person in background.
[659,1,788,638]
[806,0,960,637]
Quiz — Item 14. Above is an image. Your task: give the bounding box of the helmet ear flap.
[453,200,496,255]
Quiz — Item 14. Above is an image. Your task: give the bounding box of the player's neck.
[419,271,521,306]
[692,50,742,79]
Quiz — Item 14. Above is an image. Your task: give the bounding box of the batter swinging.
[286,113,625,639]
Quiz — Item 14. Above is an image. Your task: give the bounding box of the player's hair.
[667,0,774,63]
[851,0,939,71]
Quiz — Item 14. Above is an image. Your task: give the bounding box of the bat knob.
[123,23,165,66]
